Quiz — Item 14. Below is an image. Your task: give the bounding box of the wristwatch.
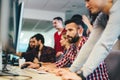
[77,71,86,80]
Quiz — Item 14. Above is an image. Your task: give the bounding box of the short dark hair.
[71,14,82,20]
[65,19,84,27]
[33,33,45,44]
[53,17,63,22]
[65,14,87,28]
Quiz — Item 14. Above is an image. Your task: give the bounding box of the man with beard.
[21,33,56,69]
[33,33,56,63]
[16,36,38,62]
[56,16,109,80]
[17,33,56,64]
[55,18,87,68]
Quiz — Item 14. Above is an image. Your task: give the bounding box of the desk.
[0,65,62,80]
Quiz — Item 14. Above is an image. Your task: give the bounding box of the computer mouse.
[21,64,30,69]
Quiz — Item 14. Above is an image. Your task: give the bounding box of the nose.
[85,2,89,9]
[66,32,69,37]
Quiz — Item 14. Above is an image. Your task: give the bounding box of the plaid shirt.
[56,35,109,79]
[56,36,87,68]
[77,41,109,79]
[70,37,109,80]
[86,62,109,80]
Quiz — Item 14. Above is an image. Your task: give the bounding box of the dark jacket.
[22,48,38,62]
[36,46,56,63]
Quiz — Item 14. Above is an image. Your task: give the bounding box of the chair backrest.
[105,50,120,80]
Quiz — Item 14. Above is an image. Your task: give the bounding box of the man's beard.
[68,35,79,43]
[31,45,35,48]
[35,45,40,51]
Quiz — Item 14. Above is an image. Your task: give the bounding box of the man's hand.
[37,66,52,72]
[37,63,57,73]
[56,51,63,57]
[16,52,22,57]
[62,72,82,80]
[54,68,82,80]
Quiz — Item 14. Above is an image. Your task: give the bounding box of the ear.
[38,40,42,44]
[78,27,83,36]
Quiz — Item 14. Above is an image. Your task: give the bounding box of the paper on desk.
[25,68,48,74]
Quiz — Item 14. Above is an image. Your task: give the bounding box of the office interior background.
[0,0,120,52]
[18,0,89,52]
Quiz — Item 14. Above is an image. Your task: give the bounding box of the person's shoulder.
[110,0,120,13]
[44,46,55,50]
[54,31,59,36]
[62,28,66,33]
[97,12,107,19]
[44,46,56,54]
[93,12,108,27]
[55,31,58,34]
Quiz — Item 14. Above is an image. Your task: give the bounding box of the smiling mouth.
[68,37,72,41]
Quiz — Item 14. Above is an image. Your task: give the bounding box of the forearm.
[56,57,69,68]
[82,13,120,77]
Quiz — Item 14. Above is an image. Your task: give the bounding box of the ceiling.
[22,19,52,32]
[19,0,88,32]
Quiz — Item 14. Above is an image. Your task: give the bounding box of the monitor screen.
[0,0,24,70]
[16,2,24,52]
[0,0,19,53]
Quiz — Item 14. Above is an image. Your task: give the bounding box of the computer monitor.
[0,0,24,71]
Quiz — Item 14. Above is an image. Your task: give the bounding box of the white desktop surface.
[0,65,62,80]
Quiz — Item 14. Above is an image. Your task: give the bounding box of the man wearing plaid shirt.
[56,16,109,80]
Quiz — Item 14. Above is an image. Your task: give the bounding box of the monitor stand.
[0,49,19,76]
[0,45,2,71]
[2,53,9,72]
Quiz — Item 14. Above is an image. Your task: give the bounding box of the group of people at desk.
[17,14,88,68]
[16,14,91,78]
[17,15,105,80]
[15,0,120,79]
